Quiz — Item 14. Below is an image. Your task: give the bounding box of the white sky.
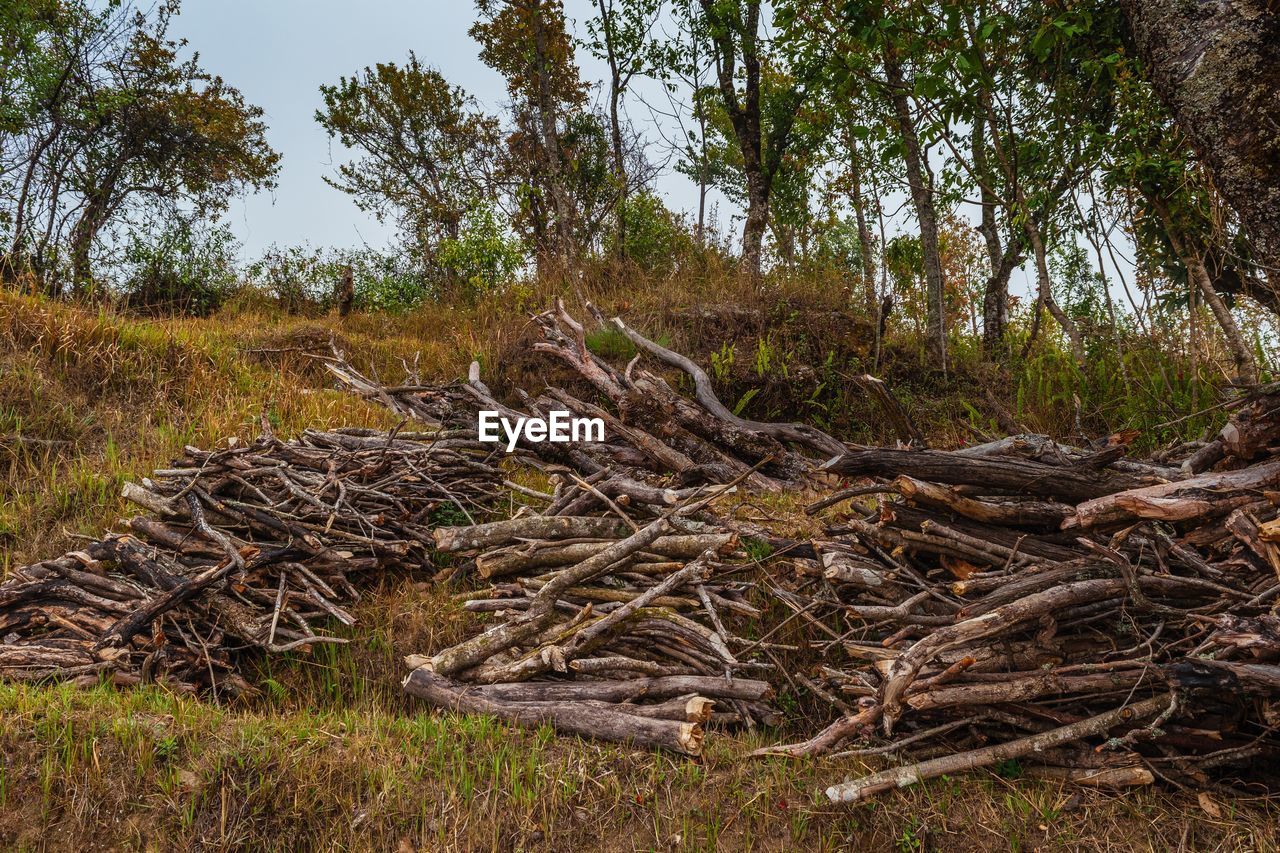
[171,0,740,258]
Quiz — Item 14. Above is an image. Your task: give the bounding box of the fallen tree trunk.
[825,694,1170,802]
[823,449,1146,503]
[402,668,705,755]
[1064,459,1280,529]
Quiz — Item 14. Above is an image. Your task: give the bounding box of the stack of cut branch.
[401,467,780,756]
[329,306,1280,793]
[10,302,1280,801]
[770,389,1280,800]
[0,426,503,693]
[328,301,847,491]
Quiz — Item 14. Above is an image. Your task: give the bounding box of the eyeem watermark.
[478,410,604,451]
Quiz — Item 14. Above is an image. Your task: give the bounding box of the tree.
[316,53,500,267]
[805,0,952,366]
[67,13,279,291]
[1122,0,1280,272]
[583,0,662,256]
[654,0,719,248]
[691,0,826,279]
[1104,67,1260,385]
[473,0,587,269]
[2,1,278,294]
[882,46,948,368]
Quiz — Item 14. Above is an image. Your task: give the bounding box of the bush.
[245,245,331,313]
[605,191,694,278]
[119,220,241,315]
[245,245,434,314]
[348,248,435,313]
[437,205,524,299]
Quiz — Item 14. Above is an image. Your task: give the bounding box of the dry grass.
[2,658,1276,851]
[0,287,1269,850]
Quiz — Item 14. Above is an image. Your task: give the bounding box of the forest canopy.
[2,0,1278,384]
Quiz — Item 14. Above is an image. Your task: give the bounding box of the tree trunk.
[1122,0,1280,270]
[530,1,577,266]
[699,0,768,280]
[983,244,1020,355]
[609,79,627,256]
[884,51,946,370]
[1183,243,1258,386]
[848,135,878,316]
[1150,196,1259,385]
[740,155,769,279]
[597,0,628,258]
[69,195,108,298]
[1023,208,1085,363]
[971,113,1018,355]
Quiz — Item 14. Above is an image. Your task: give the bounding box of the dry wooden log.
[853,374,925,447]
[433,516,635,552]
[605,311,848,459]
[958,433,1180,481]
[825,694,1170,802]
[1216,385,1280,463]
[823,449,1145,502]
[1022,764,1155,788]
[904,669,1153,711]
[402,668,705,755]
[892,475,1073,528]
[1065,459,1280,529]
[475,534,735,579]
[437,675,772,704]
[422,517,677,677]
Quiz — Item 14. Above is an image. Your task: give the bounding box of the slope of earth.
[0,289,1268,851]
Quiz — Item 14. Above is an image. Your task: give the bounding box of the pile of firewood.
[781,399,1280,801]
[6,299,1280,802]
[402,474,783,756]
[0,425,504,694]
[329,301,845,491]
[350,303,1280,799]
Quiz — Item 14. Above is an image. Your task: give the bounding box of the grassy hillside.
[1,287,1267,851]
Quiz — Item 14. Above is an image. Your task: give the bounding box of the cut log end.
[678,721,705,756]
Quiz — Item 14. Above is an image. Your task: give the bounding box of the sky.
[170,0,728,259]
[167,1,1076,305]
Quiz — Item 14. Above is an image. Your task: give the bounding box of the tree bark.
[1155,210,1261,386]
[826,694,1170,802]
[1022,198,1085,363]
[1122,0,1280,269]
[699,0,768,279]
[823,447,1147,503]
[403,668,705,754]
[597,0,628,257]
[530,0,578,266]
[971,107,1017,354]
[848,134,878,316]
[884,50,946,370]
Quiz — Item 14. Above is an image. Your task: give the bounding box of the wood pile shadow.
[5,301,1280,802]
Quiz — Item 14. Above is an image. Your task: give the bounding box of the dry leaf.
[1198,791,1223,819]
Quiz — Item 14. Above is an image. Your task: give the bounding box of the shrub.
[244,244,331,313]
[245,245,434,314]
[437,205,524,299]
[347,248,434,313]
[605,191,694,278]
[118,220,241,315]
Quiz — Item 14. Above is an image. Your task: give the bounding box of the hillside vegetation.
[1,286,1274,850]
[1,270,1233,569]
[6,0,1280,842]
